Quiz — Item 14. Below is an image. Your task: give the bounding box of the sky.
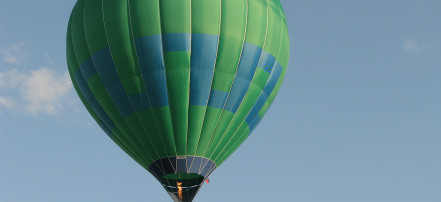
[0,0,440,201]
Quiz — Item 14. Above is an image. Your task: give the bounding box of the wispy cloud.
[0,68,73,115]
[0,42,26,64]
[404,39,438,54]
[0,96,17,110]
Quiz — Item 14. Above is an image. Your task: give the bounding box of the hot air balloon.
[66,0,289,201]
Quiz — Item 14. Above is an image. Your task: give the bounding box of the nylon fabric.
[67,1,289,200]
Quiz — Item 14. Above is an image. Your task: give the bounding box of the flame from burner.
[177,182,183,200]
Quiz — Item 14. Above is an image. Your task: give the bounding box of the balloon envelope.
[66,0,289,201]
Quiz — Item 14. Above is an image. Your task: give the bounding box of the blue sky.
[1,0,440,201]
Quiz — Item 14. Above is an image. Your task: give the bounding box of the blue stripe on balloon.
[143,72,169,108]
[135,35,169,108]
[224,43,262,113]
[263,62,283,96]
[245,62,283,134]
[104,81,135,117]
[245,92,268,132]
[128,92,150,112]
[224,77,251,113]
[236,43,262,81]
[79,58,96,80]
[189,33,218,106]
[91,48,120,86]
[162,33,191,52]
[189,70,214,106]
[73,70,115,135]
[243,50,276,125]
[207,89,228,109]
[258,50,276,73]
[78,33,281,121]
[135,35,165,72]
[92,48,135,117]
[190,33,218,70]
[76,69,96,103]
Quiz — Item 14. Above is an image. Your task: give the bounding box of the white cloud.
[403,39,439,54]
[0,69,25,88]
[0,42,26,64]
[0,96,17,110]
[404,40,422,54]
[23,68,72,114]
[0,68,73,115]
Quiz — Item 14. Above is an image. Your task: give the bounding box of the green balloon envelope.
[66,0,289,201]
